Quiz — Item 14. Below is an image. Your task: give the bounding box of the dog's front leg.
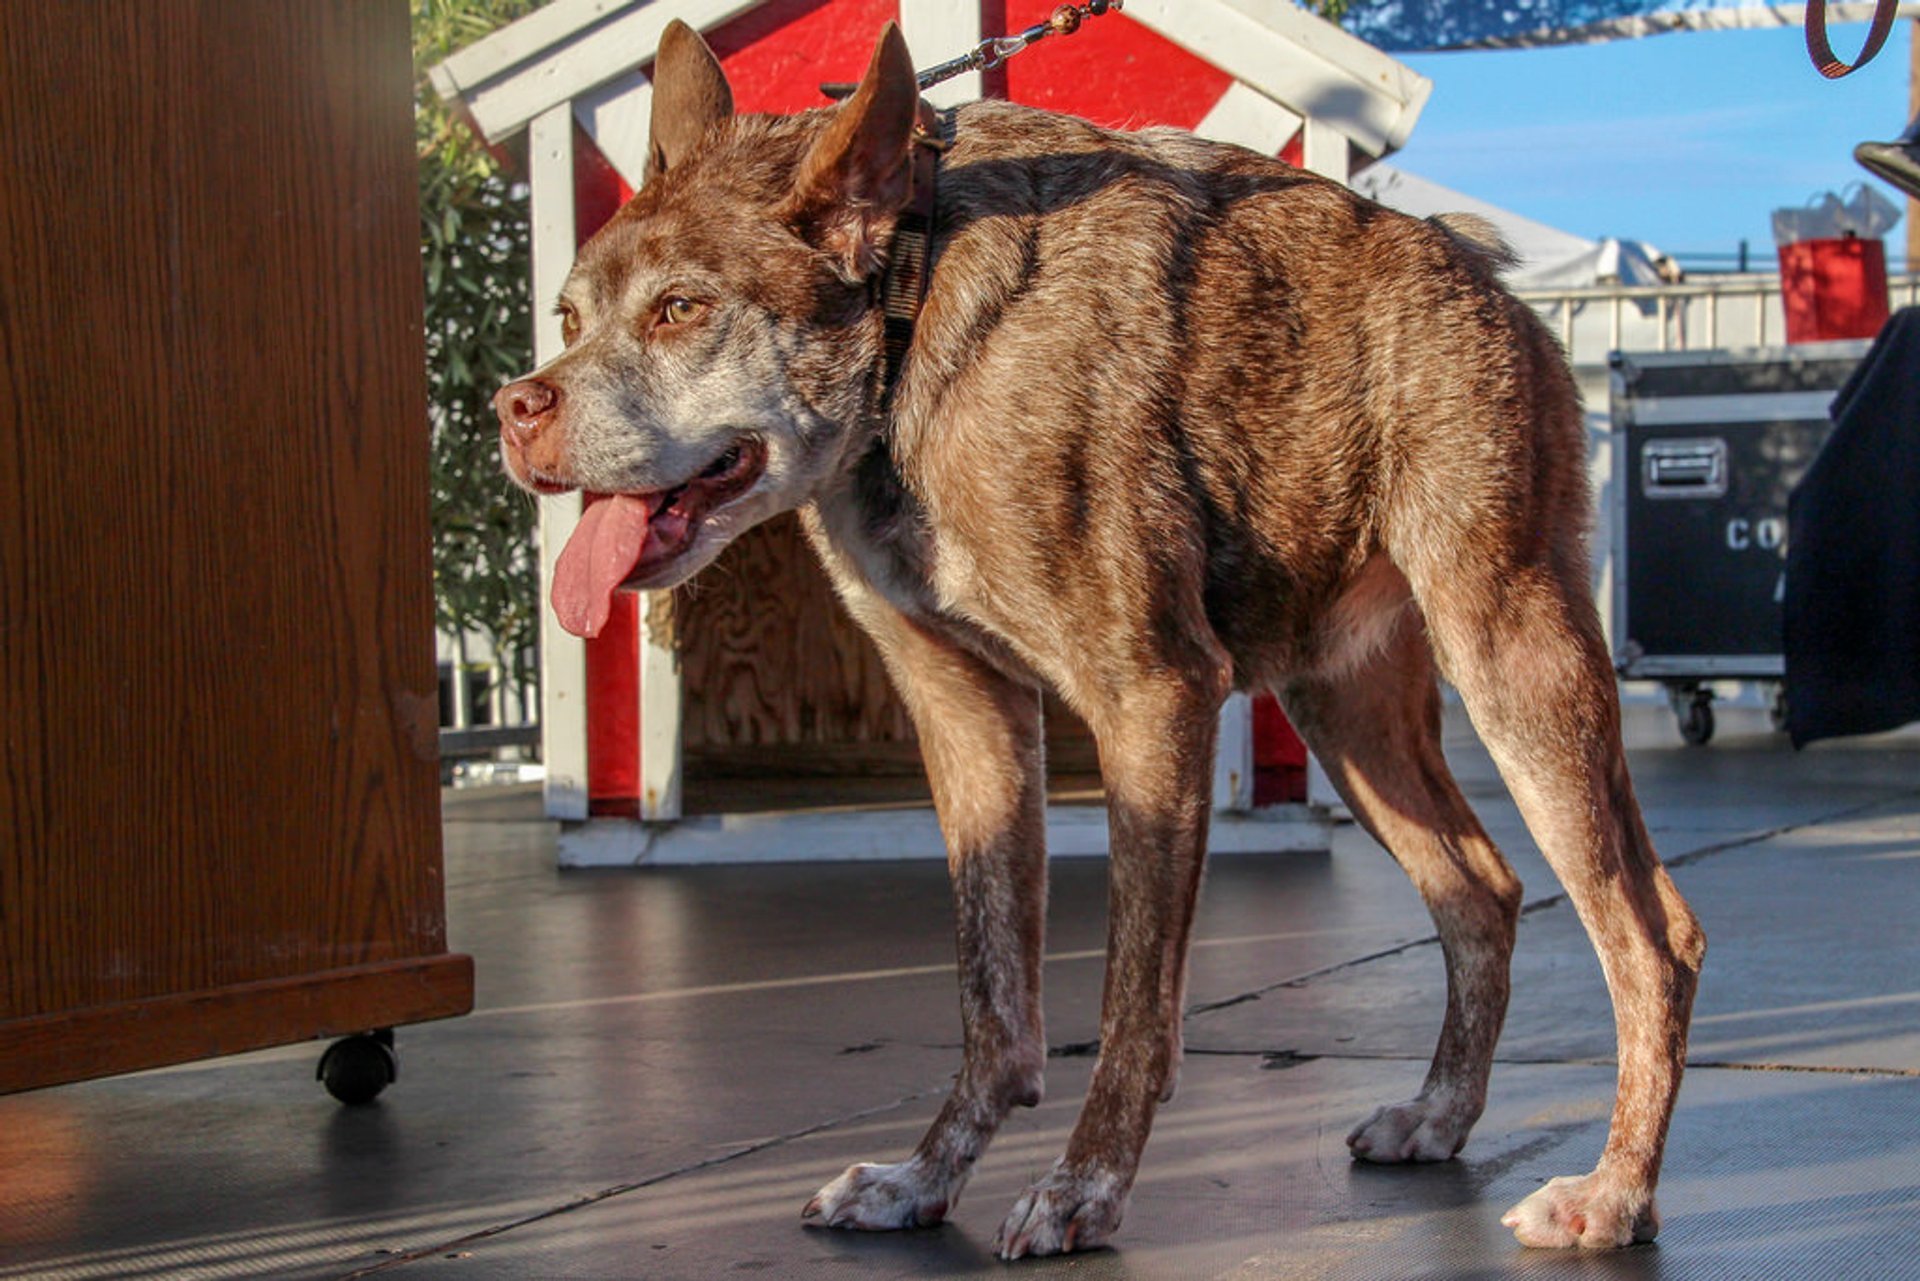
[995,670,1222,1260]
[802,606,1049,1233]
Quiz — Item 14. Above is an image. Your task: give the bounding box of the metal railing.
[1516,271,1919,368]
[438,633,540,773]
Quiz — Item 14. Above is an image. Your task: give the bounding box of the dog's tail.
[1429,212,1521,275]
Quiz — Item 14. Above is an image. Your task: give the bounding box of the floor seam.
[1680,1059,1920,1078]
[1183,789,1920,1023]
[333,1083,950,1277]
[1179,1046,1920,1078]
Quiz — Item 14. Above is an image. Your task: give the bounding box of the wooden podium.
[0,1,473,1096]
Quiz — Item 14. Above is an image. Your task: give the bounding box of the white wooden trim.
[1213,692,1255,812]
[435,0,642,96]
[899,0,981,108]
[558,803,1332,866]
[574,70,654,190]
[1217,0,1432,103]
[1121,0,1429,158]
[529,105,591,823]
[636,592,683,820]
[1302,115,1350,185]
[441,0,762,145]
[1193,80,1303,157]
[529,105,576,366]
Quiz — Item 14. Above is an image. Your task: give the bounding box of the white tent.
[1351,162,1671,288]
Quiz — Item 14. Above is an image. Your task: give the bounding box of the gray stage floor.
[5,702,1919,1279]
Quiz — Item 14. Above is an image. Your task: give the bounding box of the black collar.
[879,101,945,397]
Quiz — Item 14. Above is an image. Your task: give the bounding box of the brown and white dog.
[495,21,1704,1260]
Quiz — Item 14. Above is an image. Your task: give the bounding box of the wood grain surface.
[0,1,470,1073]
[677,514,916,751]
[0,956,474,1096]
[674,514,1102,807]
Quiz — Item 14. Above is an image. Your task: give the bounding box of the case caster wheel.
[318,1029,397,1105]
[1768,684,1789,733]
[1670,684,1715,747]
[1679,700,1715,746]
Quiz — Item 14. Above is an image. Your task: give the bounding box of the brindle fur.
[494,22,1705,1260]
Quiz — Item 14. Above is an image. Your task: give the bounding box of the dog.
[494,20,1704,1260]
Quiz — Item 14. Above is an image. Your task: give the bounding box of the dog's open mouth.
[550,437,766,638]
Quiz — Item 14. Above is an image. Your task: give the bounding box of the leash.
[1805,0,1900,77]
[818,3,1124,101]
[914,0,1124,92]
[821,3,1125,395]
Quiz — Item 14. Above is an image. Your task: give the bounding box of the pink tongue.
[551,494,656,639]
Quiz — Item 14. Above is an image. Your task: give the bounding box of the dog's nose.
[495,378,560,444]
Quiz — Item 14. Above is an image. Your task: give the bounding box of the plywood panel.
[677,514,915,751]
[674,514,1102,810]
[0,2,461,1039]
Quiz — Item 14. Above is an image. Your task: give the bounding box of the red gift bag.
[1777,234,1891,343]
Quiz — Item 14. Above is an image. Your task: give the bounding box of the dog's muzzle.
[495,377,574,494]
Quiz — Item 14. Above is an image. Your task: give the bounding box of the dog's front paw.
[993,1161,1127,1259]
[801,1159,954,1231]
[1502,1172,1659,1249]
[1347,1093,1477,1163]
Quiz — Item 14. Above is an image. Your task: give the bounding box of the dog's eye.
[556,302,581,346]
[659,296,704,327]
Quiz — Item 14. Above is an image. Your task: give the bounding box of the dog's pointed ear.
[782,23,919,281]
[648,20,734,181]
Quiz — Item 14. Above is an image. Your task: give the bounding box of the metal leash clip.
[824,2,1123,100]
[916,1,1123,90]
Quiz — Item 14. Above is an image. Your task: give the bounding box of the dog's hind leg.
[801,602,1049,1233]
[1418,556,1705,1249]
[1276,578,1523,1164]
[994,659,1227,1259]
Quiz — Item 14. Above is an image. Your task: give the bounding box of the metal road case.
[1610,340,1869,745]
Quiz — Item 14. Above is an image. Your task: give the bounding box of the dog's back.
[885,99,1587,697]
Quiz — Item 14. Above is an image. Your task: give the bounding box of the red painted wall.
[990,0,1233,130]
[708,0,901,113]
[574,130,644,816]
[1252,693,1308,805]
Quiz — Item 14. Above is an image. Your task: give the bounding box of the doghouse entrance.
[674,513,1103,816]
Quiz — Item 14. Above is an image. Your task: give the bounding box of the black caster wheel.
[318,1029,397,1105]
[1677,695,1715,746]
[1666,683,1714,747]
[1768,684,1789,733]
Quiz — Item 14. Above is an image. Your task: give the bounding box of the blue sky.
[1390,21,1912,270]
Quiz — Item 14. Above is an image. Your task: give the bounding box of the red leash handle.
[1805,0,1900,79]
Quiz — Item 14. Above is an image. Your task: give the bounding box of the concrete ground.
[5,700,1919,1280]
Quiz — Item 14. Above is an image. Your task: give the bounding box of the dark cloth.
[1785,307,1920,746]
